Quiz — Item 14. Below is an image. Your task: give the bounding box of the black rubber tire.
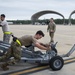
[49,56,64,71]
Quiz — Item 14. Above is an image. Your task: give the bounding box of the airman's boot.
[1,63,9,71]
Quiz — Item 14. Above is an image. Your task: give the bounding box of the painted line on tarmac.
[1,65,49,75]
[9,65,49,75]
[2,57,75,75]
[64,57,75,64]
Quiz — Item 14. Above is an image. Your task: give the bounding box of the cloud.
[0,0,75,20]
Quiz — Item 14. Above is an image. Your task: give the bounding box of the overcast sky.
[0,0,75,20]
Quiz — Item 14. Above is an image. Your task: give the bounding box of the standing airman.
[47,18,56,43]
[0,14,12,43]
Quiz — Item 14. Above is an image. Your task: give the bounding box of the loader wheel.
[49,56,64,71]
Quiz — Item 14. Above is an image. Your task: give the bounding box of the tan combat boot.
[1,63,9,71]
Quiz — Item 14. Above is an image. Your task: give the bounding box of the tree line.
[7,19,75,25]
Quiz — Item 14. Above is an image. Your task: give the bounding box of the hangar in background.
[31,10,65,25]
[69,10,75,25]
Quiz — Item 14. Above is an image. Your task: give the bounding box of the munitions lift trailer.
[0,40,75,71]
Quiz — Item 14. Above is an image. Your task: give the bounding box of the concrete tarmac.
[0,24,75,75]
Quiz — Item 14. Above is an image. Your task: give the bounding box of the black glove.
[13,37,17,42]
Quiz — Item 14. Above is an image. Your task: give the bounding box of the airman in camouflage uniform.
[0,30,50,70]
[47,18,56,43]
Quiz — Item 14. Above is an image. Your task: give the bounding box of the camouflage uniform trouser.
[49,32,54,42]
[0,41,21,65]
[3,34,11,43]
